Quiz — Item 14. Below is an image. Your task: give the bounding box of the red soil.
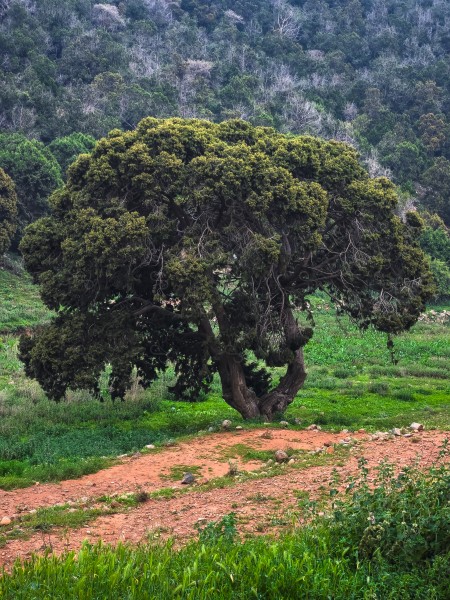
[0,428,447,569]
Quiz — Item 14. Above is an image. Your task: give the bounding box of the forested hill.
[1,0,450,229]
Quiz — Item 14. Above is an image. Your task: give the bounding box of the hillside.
[1,0,450,226]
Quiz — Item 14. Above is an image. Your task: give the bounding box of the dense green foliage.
[420,213,450,298]
[0,133,62,242]
[48,132,96,175]
[1,456,448,599]
[1,0,450,224]
[0,167,17,256]
[19,118,434,418]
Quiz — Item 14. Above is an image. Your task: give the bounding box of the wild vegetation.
[2,0,450,224]
[0,1,449,596]
[1,1,449,292]
[1,449,448,598]
[0,269,448,491]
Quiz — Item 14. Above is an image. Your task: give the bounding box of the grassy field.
[0,268,449,598]
[0,269,449,490]
[0,266,53,333]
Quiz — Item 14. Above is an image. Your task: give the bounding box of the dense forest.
[0,0,449,293]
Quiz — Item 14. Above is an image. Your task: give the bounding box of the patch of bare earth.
[0,428,448,568]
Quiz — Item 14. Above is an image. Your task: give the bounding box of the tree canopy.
[0,133,62,244]
[20,118,434,419]
[0,167,17,256]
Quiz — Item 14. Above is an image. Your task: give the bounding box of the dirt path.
[0,428,448,568]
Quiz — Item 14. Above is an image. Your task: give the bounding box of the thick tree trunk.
[215,348,307,421]
[258,348,307,419]
[216,354,261,420]
[200,297,308,421]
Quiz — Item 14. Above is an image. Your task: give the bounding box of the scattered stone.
[341,429,349,434]
[274,450,289,463]
[0,517,11,526]
[117,454,128,458]
[403,433,413,438]
[279,421,289,428]
[306,424,321,431]
[235,426,243,430]
[133,452,142,458]
[265,459,274,466]
[391,428,402,436]
[263,422,271,425]
[288,458,295,465]
[260,430,273,439]
[358,429,366,433]
[145,444,155,449]
[323,441,332,447]
[222,420,232,430]
[207,427,215,433]
[181,472,196,485]
[294,418,302,424]
[410,422,424,432]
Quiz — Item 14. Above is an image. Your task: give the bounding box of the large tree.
[20,118,434,419]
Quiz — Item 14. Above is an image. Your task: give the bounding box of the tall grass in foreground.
[2,447,448,599]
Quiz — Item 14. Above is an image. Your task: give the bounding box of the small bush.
[333,368,353,379]
[196,513,238,546]
[368,382,390,395]
[393,390,416,402]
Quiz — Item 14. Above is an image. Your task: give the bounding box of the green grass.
[0,505,109,549]
[0,279,448,491]
[0,267,53,333]
[161,464,203,481]
[1,454,448,599]
[0,457,114,490]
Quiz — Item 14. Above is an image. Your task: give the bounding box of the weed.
[393,390,417,402]
[368,382,390,395]
[226,459,239,477]
[196,513,238,546]
[160,464,202,481]
[247,493,273,503]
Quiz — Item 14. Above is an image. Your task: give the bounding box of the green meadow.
[0,269,448,490]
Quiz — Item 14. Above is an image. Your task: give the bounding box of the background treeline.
[0,0,449,293]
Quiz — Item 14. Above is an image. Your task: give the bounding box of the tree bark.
[214,347,307,420]
[216,354,261,420]
[198,295,308,421]
[258,348,307,419]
